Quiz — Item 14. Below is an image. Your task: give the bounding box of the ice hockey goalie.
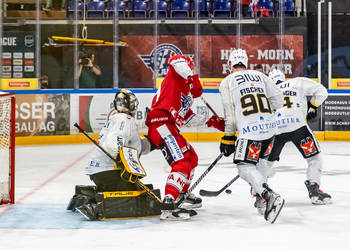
[67,89,161,220]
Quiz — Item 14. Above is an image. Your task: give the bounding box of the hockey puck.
[225,189,232,194]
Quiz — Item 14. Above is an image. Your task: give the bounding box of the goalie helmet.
[113,89,139,117]
[268,69,285,84]
[228,48,248,71]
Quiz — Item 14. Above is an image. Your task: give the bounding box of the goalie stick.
[73,123,162,204]
[199,174,240,197]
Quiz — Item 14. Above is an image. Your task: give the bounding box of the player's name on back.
[283,90,297,96]
[240,87,265,95]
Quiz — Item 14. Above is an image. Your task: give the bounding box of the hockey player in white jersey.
[219,49,285,223]
[263,69,331,205]
[85,89,151,181]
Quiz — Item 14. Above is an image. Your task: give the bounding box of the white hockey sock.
[237,163,265,195]
[306,153,322,185]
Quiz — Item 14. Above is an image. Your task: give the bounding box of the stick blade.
[199,189,220,197]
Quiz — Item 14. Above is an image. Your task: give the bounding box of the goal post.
[0,91,15,204]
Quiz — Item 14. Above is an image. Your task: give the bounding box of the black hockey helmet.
[113,89,139,117]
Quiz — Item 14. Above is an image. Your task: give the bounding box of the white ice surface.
[0,141,350,250]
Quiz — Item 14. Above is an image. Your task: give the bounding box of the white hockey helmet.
[228,48,248,70]
[113,89,139,117]
[268,69,286,84]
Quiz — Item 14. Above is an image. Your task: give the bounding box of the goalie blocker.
[67,147,161,220]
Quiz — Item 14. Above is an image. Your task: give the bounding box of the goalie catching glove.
[306,101,318,121]
[220,135,237,157]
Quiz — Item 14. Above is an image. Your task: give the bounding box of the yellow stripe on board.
[14,131,350,146]
[15,134,99,145]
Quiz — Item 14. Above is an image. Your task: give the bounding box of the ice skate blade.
[266,198,285,224]
[178,203,202,209]
[160,211,191,221]
[311,197,332,205]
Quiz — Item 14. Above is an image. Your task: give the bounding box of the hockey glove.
[220,135,237,157]
[187,74,203,98]
[306,101,318,121]
[206,115,225,132]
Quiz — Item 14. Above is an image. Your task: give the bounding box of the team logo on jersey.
[139,43,192,77]
[300,137,317,157]
[264,142,274,157]
[178,93,193,118]
[247,142,261,162]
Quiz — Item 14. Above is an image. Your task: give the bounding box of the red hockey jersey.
[146,55,202,127]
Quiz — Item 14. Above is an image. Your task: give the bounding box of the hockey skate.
[177,192,202,209]
[305,180,332,205]
[250,187,266,215]
[254,194,266,215]
[262,184,285,224]
[76,203,99,221]
[160,196,197,221]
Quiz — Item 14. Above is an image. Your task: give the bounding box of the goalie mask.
[268,69,285,84]
[113,89,139,117]
[228,49,248,71]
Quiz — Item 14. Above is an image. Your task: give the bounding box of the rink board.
[5,89,350,145]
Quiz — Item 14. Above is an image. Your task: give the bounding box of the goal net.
[0,92,15,204]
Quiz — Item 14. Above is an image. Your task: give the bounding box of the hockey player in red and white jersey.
[262,69,332,205]
[218,49,285,224]
[146,54,224,221]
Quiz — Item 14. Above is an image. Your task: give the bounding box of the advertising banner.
[15,94,70,136]
[324,95,350,131]
[0,78,38,90]
[1,31,36,79]
[15,92,350,139]
[120,35,303,88]
[331,79,350,89]
[74,92,222,135]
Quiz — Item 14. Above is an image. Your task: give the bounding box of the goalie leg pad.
[67,185,97,211]
[90,170,139,191]
[95,188,162,219]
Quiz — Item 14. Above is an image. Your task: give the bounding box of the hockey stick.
[73,123,162,204]
[176,152,224,205]
[199,174,240,197]
[200,96,219,117]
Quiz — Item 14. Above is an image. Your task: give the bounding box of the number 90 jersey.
[274,77,328,134]
[219,70,283,140]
